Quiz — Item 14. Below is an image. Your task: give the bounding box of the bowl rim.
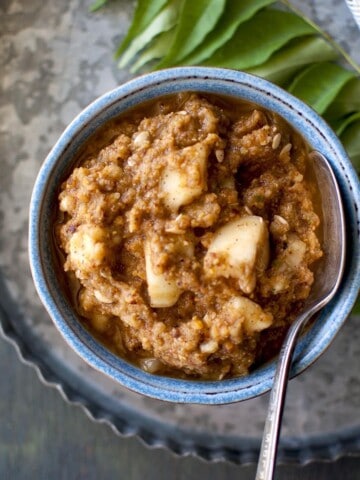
[29,66,360,404]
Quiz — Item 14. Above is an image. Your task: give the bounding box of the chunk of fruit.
[161,142,208,211]
[204,215,269,293]
[144,240,181,308]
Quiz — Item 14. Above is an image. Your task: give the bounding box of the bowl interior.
[29,67,360,404]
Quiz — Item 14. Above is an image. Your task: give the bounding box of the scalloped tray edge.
[1,300,360,466]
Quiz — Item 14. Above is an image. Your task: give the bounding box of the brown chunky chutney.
[55,92,322,380]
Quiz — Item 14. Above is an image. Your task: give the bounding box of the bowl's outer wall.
[29,67,360,404]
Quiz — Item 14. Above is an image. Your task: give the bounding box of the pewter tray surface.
[1,0,360,465]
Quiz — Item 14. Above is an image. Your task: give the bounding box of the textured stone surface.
[0,0,360,465]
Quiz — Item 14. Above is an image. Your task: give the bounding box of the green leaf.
[324,77,360,120]
[201,9,314,70]
[181,0,276,66]
[157,0,227,68]
[247,35,337,86]
[130,29,175,73]
[118,0,181,68]
[89,0,108,12]
[288,62,355,114]
[280,0,360,76]
[331,111,360,136]
[340,119,360,173]
[352,296,360,316]
[115,0,170,58]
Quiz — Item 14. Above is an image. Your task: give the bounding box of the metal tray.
[1,0,359,465]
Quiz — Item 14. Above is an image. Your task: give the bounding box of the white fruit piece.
[160,142,209,211]
[68,224,107,270]
[225,296,273,334]
[281,234,306,269]
[204,215,270,294]
[144,240,181,308]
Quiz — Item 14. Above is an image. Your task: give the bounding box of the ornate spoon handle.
[255,310,312,480]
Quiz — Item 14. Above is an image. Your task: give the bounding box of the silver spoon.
[255,151,346,480]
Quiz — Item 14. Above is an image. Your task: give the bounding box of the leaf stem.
[280,0,360,75]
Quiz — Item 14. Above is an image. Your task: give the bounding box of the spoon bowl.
[255,150,346,480]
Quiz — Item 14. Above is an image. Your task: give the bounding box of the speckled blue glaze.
[29,67,360,404]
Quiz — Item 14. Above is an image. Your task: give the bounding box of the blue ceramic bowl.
[29,67,360,404]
